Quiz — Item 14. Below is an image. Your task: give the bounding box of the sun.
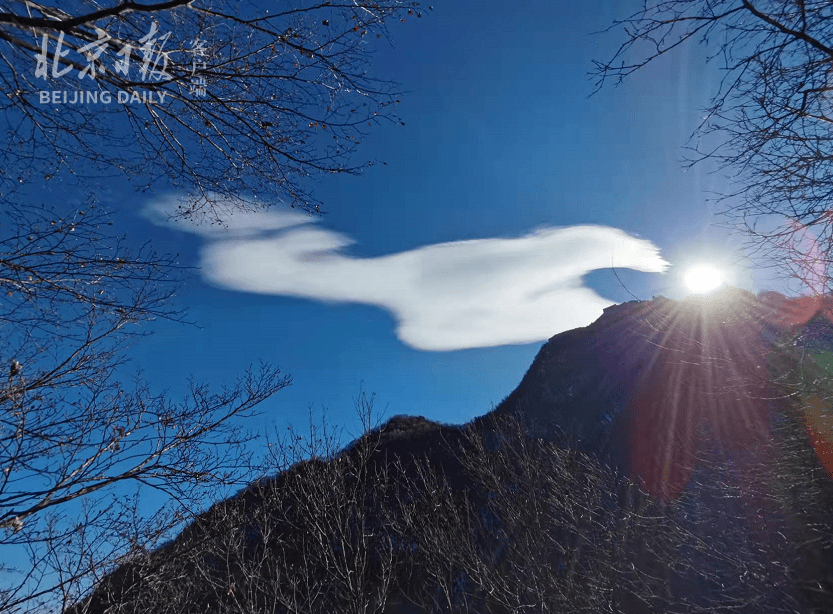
[683,264,725,294]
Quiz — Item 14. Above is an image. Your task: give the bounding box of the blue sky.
[104,1,759,440]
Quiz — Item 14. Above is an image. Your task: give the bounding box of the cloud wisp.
[146,197,668,351]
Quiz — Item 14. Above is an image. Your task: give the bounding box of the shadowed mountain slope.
[70,289,833,614]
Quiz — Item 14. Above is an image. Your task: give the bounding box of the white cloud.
[146,199,668,351]
[142,194,314,238]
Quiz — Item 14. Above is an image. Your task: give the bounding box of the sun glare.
[683,264,724,294]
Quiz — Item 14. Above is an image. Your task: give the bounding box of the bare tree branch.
[0,0,425,218]
[595,1,833,290]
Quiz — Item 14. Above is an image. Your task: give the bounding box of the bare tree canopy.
[595,1,833,289]
[0,202,292,613]
[0,0,425,218]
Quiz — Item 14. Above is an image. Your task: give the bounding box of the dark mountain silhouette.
[71,288,833,614]
[490,288,788,496]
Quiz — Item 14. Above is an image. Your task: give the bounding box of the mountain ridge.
[70,288,833,614]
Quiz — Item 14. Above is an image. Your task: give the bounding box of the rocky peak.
[491,288,833,498]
